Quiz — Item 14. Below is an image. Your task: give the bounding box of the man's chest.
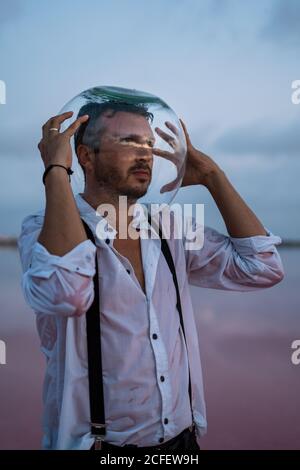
[113,237,146,294]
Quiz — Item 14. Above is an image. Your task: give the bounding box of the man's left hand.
[179,119,222,188]
[153,119,222,192]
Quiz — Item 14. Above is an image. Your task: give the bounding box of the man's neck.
[81,188,138,234]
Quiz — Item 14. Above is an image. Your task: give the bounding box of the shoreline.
[1,238,300,249]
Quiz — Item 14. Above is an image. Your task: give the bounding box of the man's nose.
[135,147,153,160]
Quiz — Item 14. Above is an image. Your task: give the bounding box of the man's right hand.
[37,111,90,256]
[38,111,89,169]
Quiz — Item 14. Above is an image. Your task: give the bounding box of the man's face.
[92,111,155,200]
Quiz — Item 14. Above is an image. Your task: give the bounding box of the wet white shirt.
[18,194,284,450]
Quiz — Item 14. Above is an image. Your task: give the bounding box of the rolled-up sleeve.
[185,223,284,291]
[18,214,97,316]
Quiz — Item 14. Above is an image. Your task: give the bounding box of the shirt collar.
[74,193,157,243]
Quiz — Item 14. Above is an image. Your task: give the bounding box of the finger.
[160,169,184,193]
[63,114,89,138]
[179,119,191,145]
[165,121,179,136]
[155,127,176,148]
[42,111,74,137]
[160,179,177,193]
[152,147,175,162]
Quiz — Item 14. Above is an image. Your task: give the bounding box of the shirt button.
[152,333,158,340]
[105,238,110,244]
[158,437,164,443]
[160,376,165,382]
[164,418,168,424]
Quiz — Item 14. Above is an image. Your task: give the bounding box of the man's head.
[74,101,155,200]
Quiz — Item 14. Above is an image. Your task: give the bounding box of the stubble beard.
[94,161,149,204]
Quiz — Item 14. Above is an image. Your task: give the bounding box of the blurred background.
[0,0,299,450]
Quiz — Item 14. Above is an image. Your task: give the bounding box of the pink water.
[0,249,299,449]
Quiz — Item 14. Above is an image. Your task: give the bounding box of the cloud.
[211,118,300,160]
[261,0,300,46]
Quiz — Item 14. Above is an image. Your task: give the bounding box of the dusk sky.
[0,0,299,239]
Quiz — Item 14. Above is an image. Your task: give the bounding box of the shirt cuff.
[28,239,97,279]
[229,227,282,256]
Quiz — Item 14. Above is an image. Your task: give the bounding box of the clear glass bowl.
[59,85,187,207]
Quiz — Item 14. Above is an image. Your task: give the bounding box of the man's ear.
[76,144,94,173]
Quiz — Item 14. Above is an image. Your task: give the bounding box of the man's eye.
[121,138,154,147]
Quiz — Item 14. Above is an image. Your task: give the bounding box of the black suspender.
[82,220,106,449]
[81,216,194,450]
[148,214,194,428]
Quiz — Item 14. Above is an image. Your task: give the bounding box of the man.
[18,100,284,452]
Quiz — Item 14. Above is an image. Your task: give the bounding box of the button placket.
[148,300,173,444]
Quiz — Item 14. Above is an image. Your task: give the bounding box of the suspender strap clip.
[94,436,104,450]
